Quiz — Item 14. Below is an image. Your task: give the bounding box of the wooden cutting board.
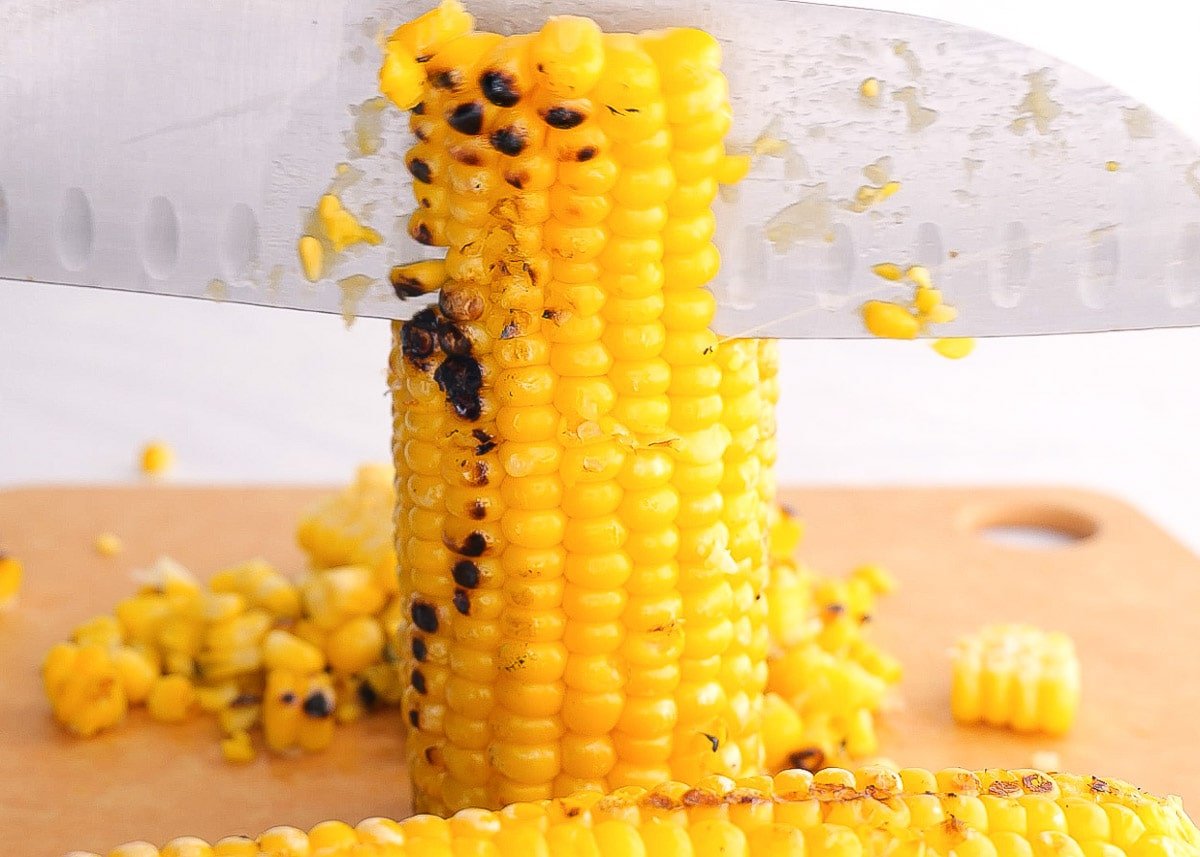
[1,485,1197,855]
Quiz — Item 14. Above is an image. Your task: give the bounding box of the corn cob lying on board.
[75,767,1200,857]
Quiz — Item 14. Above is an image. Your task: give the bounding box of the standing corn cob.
[382,1,774,813]
[83,766,1200,857]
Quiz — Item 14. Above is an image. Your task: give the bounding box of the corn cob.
[951,623,1081,736]
[382,2,779,812]
[82,766,1200,857]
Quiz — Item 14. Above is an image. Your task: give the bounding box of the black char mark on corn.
[401,307,441,369]
[480,70,520,107]
[434,354,483,420]
[542,106,585,129]
[447,102,485,135]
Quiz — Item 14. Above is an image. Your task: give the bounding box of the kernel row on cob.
[40,463,899,771]
[72,766,1200,857]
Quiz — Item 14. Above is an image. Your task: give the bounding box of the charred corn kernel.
[951,623,1081,735]
[96,767,1200,857]
[298,673,336,751]
[0,552,21,609]
[95,532,124,557]
[221,730,256,763]
[140,440,174,476]
[933,337,976,360]
[391,259,451,298]
[147,674,196,723]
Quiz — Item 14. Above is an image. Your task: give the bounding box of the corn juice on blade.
[4,0,1200,338]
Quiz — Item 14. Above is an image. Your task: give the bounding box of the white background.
[5,0,1200,548]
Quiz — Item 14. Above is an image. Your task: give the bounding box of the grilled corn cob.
[951,623,1081,736]
[382,3,779,812]
[85,766,1200,857]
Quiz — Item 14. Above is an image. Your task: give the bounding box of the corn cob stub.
[382,1,786,813]
[951,623,1081,736]
[84,766,1200,857]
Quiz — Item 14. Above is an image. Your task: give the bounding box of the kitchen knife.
[2,0,1199,338]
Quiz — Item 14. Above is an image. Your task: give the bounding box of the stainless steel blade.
[2,0,1199,337]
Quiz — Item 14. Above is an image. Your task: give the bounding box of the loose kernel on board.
[0,553,22,609]
[140,441,174,476]
[95,532,124,557]
[860,77,881,99]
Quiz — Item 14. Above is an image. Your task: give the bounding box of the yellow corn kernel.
[139,441,174,476]
[298,235,324,282]
[160,838,214,857]
[95,532,124,557]
[0,552,21,609]
[221,730,256,764]
[263,629,326,673]
[112,646,159,704]
[326,615,387,674]
[73,614,124,647]
[44,642,129,737]
[147,674,196,723]
[933,337,976,360]
[871,262,904,281]
[860,77,881,99]
[263,669,304,752]
[861,301,920,340]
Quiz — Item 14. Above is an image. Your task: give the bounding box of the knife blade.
[2,0,1199,338]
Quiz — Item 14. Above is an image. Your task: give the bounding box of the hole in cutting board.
[967,504,1097,550]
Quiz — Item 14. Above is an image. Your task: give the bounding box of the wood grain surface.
[1,485,1196,855]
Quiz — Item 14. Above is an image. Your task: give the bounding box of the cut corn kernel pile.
[83,766,1200,857]
[951,623,1081,736]
[42,465,898,775]
[42,525,405,755]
